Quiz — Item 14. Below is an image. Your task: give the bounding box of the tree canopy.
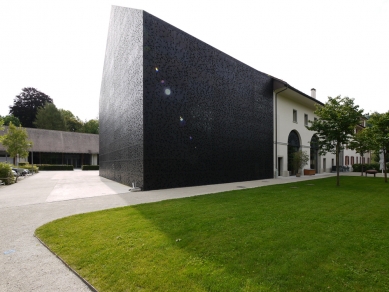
[34,103,67,131]
[9,87,53,128]
[0,122,32,165]
[59,109,83,132]
[82,118,99,134]
[0,115,21,126]
[366,111,389,183]
[349,129,373,176]
[306,96,363,186]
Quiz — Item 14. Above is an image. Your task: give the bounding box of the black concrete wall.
[99,7,144,187]
[100,6,274,190]
[142,11,273,190]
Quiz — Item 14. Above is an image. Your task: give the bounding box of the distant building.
[0,127,99,168]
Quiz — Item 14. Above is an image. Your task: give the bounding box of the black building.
[99,6,274,190]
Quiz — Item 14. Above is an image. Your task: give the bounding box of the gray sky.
[1,0,388,121]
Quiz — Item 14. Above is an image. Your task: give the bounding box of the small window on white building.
[304,114,308,126]
[293,110,297,123]
[314,117,317,122]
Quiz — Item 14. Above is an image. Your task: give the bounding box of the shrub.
[352,163,387,173]
[82,165,99,170]
[38,165,73,171]
[24,165,39,173]
[0,162,15,185]
[16,162,39,173]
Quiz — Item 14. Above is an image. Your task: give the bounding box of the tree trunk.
[336,143,340,186]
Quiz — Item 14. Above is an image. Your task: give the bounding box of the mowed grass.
[35,177,389,291]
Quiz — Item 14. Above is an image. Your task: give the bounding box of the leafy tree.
[0,115,21,126]
[9,87,53,128]
[59,109,83,132]
[82,119,99,134]
[34,103,67,131]
[366,111,389,183]
[0,122,32,165]
[349,129,373,176]
[306,96,363,186]
[292,150,310,176]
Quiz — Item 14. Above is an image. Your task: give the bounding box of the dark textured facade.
[100,6,274,190]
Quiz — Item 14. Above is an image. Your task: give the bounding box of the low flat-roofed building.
[0,127,99,168]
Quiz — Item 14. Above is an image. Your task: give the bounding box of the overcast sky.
[1,0,388,121]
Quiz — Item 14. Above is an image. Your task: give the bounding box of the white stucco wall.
[274,91,335,177]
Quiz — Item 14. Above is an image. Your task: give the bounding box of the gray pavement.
[0,170,374,291]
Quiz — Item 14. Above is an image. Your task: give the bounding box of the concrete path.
[0,170,372,291]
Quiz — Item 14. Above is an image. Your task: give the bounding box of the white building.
[273,78,367,177]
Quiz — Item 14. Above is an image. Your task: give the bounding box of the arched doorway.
[288,130,300,175]
[310,135,319,172]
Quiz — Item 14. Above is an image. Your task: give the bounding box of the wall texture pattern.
[100,6,274,190]
[99,7,144,187]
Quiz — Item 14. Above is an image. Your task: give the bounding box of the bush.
[17,162,39,173]
[0,162,15,185]
[352,163,387,172]
[82,165,99,170]
[24,165,39,173]
[38,165,73,171]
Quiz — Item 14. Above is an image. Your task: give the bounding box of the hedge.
[352,163,388,172]
[82,165,99,170]
[38,165,73,171]
[17,163,39,173]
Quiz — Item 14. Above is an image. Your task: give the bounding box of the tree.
[0,115,21,126]
[0,122,32,165]
[306,96,363,186]
[9,87,53,128]
[292,150,310,176]
[34,103,67,131]
[82,118,99,134]
[349,129,373,176]
[366,111,389,183]
[59,109,83,132]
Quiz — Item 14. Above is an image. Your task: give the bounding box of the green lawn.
[35,177,389,291]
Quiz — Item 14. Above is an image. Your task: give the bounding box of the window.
[351,156,354,165]
[356,157,358,163]
[304,114,308,126]
[293,110,297,123]
[314,117,317,122]
[345,156,349,165]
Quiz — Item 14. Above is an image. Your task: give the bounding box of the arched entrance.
[310,135,319,172]
[288,130,300,175]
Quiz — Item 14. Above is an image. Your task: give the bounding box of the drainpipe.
[274,85,288,178]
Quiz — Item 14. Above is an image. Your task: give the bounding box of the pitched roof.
[0,127,99,154]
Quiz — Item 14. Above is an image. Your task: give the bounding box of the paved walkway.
[0,170,378,291]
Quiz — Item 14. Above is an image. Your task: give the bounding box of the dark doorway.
[310,135,319,172]
[288,130,300,175]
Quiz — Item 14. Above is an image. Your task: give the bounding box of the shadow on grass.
[36,177,389,291]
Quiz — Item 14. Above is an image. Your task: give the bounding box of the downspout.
[274,85,288,178]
